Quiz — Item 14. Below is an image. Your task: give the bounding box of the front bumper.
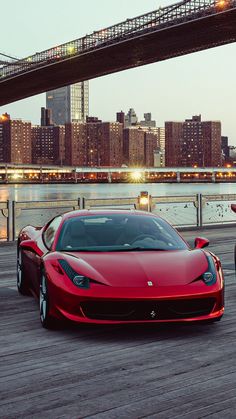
[48,279,224,324]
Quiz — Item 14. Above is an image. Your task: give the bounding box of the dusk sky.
[1,0,235,143]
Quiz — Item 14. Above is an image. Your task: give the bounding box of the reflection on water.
[0,187,10,202]
[0,182,236,202]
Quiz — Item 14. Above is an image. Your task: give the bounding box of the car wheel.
[39,271,55,329]
[234,244,236,276]
[17,247,31,295]
[202,316,222,324]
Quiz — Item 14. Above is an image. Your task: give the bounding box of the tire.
[17,247,31,296]
[234,244,236,277]
[202,316,222,324]
[39,271,56,329]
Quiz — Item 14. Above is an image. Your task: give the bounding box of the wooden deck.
[0,227,236,418]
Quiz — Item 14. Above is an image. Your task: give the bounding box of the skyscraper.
[46,82,89,125]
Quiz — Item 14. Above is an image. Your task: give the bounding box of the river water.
[0,183,236,240]
[0,182,236,201]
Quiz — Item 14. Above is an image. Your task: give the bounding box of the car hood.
[63,249,209,287]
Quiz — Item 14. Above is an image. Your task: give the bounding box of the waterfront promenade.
[0,226,236,418]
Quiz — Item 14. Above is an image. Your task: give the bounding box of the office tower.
[165,115,222,167]
[41,107,52,126]
[46,82,89,125]
[31,125,65,165]
[140,113,156,128]
[0,113,31,164]
[125,108,138,127]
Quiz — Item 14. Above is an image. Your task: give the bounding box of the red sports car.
[17,210,224,328]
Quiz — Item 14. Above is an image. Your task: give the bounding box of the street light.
[137,191,152,212]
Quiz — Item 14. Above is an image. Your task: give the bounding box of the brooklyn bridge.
[0,0,236,106]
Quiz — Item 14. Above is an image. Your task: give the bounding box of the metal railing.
[1,0,235,80]
[1,193,236,241]
[6,199,79,241]
[0,201,10,241]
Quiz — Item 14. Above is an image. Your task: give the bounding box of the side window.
[43,216,62,249]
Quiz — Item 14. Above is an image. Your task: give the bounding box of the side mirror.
[231,204,236,213]
[20,240,43,257]
[194,237,209,249]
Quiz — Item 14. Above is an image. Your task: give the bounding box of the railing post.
[79,197,85,209]
[6,200,10,241]
[7,200,14,241]
[196,193,203,228]
[12,200,16,241]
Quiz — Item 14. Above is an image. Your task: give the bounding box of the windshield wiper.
[59,247,168,252]
[120,247,167,251]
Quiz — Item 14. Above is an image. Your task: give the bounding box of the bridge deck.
[0,227,235,418]
[1,6,236,106]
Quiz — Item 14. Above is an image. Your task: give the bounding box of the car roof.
[62,209,158,221]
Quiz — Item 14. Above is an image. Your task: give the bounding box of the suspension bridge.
[0,0,236,106]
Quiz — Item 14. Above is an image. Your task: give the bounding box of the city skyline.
[1,0,235,143]
[1,111,229,169]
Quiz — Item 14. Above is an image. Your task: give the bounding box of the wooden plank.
[0,227,236,418]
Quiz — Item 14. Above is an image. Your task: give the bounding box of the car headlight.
[202,255,217,286]
[58,259,90,289]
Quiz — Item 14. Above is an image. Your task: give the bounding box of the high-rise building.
[0,113,31,164]
[156,127,165,151]
[65,120,123,167]
[86,121,102,167]
[136,125,165,165]
[125,108,138,127]
[123,127,145,166]
[154,148,165,167]
[41,107,52,126]
[46,82,89,125]
[144,131,158,167]
[221,136,230,163]
[65,123,88,166]
[100,122,123,167]
[116,111,125,125]
[31,125,65,165]
[165,115,222,167]
[0,118,4,162]
[140,113,156,128]
[165,121,183,167]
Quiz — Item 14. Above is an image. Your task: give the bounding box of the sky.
[1,0,236,143]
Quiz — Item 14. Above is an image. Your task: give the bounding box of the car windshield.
[56,214,188,252]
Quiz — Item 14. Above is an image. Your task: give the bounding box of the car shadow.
[51,316,224,344]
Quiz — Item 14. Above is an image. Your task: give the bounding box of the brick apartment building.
[165,115,222,167]
[32,125,65,165]
[0,113,31,164]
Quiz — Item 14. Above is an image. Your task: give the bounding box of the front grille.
[81,298,216,321]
